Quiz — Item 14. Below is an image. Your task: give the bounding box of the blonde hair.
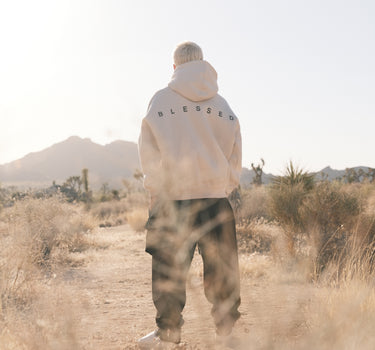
[173,41,203,66]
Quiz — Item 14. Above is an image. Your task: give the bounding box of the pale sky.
[0,0,374,175]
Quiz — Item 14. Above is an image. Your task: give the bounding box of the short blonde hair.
[173,41,203,66]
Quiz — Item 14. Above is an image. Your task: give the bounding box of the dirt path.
[64,225,314,349]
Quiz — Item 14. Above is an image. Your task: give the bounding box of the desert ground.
[57,224,314,350]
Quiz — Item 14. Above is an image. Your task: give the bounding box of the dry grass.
[237,218,281,255]
[237,186,269,224]
[0,196,98,349]
[232,182,375,349]
[0,280,80,350]
[126,208,148,232]
[90,199,129,227]
[2,182,375,348]
[89,191,148,227]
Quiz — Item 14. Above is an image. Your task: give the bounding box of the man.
[138,41,242,348]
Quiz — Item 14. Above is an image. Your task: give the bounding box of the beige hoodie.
[138,60,242,201]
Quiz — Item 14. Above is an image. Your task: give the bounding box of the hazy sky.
[1,0,374,174]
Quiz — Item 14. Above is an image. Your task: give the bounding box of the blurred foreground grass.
[1,178,375,348]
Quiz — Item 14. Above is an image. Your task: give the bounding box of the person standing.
[138,41,242,348]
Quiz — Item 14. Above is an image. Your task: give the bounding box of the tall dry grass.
[266,172,375,276]
[0,196,96,349]
[1,178,375,348]
[89,191,148,228]
[235,177,375,349]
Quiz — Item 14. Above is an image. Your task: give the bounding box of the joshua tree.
[81,168,92,203]
[251,158,265,186]
[343,168,360,184]
[82,168,89,193]
[100,182,110,202]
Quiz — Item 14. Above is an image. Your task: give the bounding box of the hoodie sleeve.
[226,120,242,195]
[138,118,161,198]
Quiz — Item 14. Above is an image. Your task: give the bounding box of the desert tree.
[82,168,89,193]
[61,176,82,202]
[251,158,265,186]
[81,168,92,204]
[343,168,360,184]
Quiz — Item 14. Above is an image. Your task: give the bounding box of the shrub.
[269,163,315,236]
[237,218,277,254]
[268,163,374,276]
[238,186,269,225]
[90,199,131,227]
[0,197,94,348]
[126,208,148,232]
[3,197,95,268]
[272,161,315,191]
[269,181,307,233]
[300,182,362,274]
[269,163,315,255]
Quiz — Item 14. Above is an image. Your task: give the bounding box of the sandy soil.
[63,225,313,350]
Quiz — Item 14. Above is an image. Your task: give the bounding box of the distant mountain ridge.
[0,136,372,188]
[0,136,140,188]
[240,165,374,186]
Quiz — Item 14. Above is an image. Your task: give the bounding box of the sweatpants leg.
[197,198,241,335]
[152,246,195,332]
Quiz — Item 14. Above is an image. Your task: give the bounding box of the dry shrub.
[0,197,95,306]
[0,197,95,349]
[300,182,362,275]
[90,192,148,228]
[239,253,272,278]
[365,186,375,215]
[126,208,148,232]
[269,182,307,235]
[295,281,375,350]
[237,218,279,255]
[3,197,96,267]
[90,199,129,227]
[268,179,374,277]
[238,183,375,349]
[352,213,375,251]
[301,182,362,233]
[238,186,269,224]
[0,278,80,350]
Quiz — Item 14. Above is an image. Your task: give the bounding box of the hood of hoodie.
[168,60,218,102]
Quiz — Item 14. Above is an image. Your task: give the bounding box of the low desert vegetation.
[1,164,375,348]
[237,163,375,277]
[0,178,151,349]
[234,164,375,349]
[0,196,96,349]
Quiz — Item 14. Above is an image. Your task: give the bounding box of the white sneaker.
[138,330,177,350]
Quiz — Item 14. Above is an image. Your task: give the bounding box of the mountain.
[0,136,372,189]
[315,166,345,181]
[313,166,374,182]
[0,136,140,188]
[240,165,375,186]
